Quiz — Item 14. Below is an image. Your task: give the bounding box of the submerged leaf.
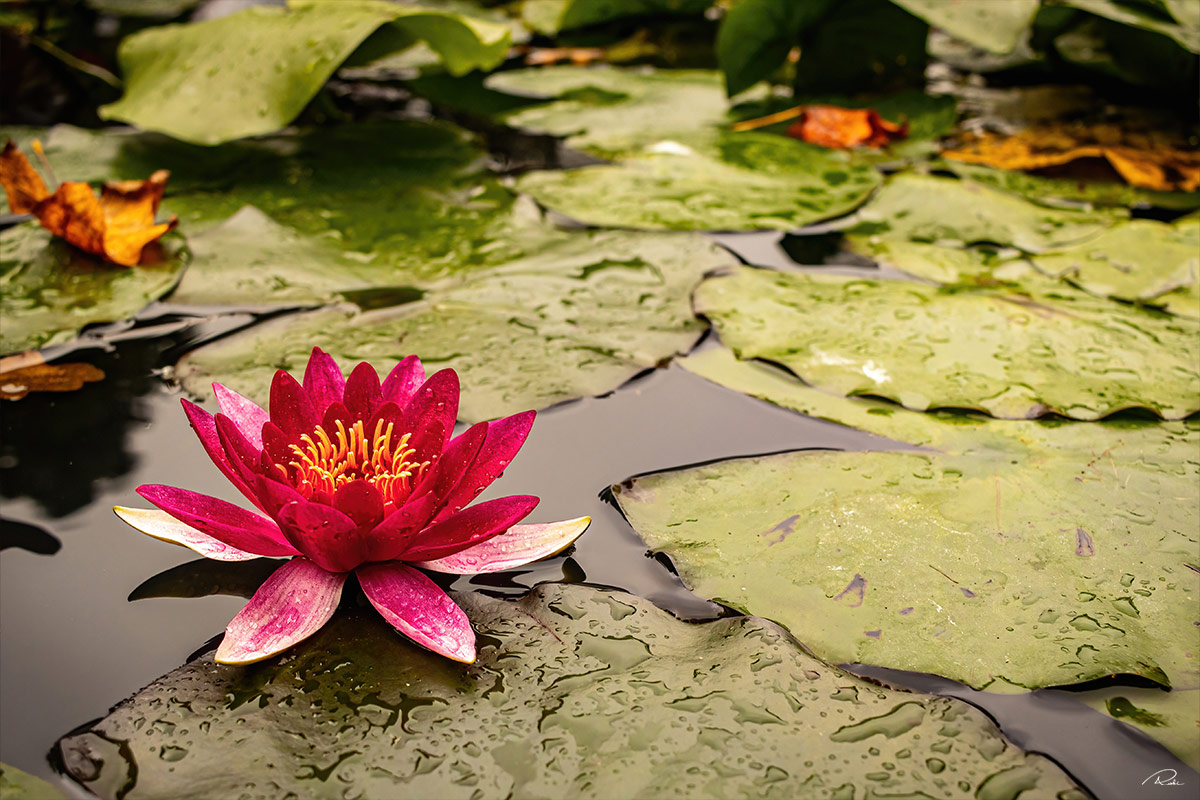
[695,266,1200,419]
[175,230,732,421]
[99,0,511,144]
[55,585,1084,799]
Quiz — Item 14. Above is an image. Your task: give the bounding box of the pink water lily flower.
[114,348,589,664]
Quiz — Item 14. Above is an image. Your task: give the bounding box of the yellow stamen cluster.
[281,418,430,502]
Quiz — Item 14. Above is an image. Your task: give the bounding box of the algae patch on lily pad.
[56,585,1085,800]
[174,229,731,421]
[695,265,1200,419]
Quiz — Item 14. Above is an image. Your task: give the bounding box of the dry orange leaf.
[0,140,177,266]
[0,354,105,401]
[522,46,606,67]
[942,124,1200,193]
[732,105,907,150]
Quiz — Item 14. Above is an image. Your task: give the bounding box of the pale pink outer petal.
[414,516,591,574]
[357,562,475,663]
[113,506,262,562]
[213,383,268,449]
[215,558,346,665]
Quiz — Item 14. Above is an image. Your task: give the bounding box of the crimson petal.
[344,362,382,421]
[363,493,438,563]
[357,562,475,662]
[380,355,425,408]
[215,558,346,664]
[434,411,535,523]
[269,370,318,437]
[397,495,538,562]
[410,422,487,517]
[181,400,264,512]
[114,506,263,562]
[333,481,385,530]
[213,383,268,449]
[302,347,346,413]
[415,516,590,574]
[403,369,460,464]
[276,500,366,573]
[137,485,297,557]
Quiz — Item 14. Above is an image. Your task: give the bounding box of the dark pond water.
[1,233,1196,800]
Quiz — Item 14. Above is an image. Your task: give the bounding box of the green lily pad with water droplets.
[695,265,1200,419]
[0,762,68,800]
[0,225,187,354]
[672,346,1200,766]
[174,229,730,421]
[99,0,511,145]
[54,584,1086,800]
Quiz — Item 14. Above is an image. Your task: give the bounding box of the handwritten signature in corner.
[1142,769,1186,787]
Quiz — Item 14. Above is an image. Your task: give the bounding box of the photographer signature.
[1143,769,1186,787]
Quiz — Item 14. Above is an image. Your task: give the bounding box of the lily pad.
[0,763,67,800]
[0,224,187,354]
[1062,0,1200,52]
[100,0,511,144]
[614,371,1199,695]
[175,229,731,421]
[55,585,1085,799]
[489,67,735,158]
[892,0,1039,54]
[557,0,712,31]
[674,346,1200,767]
[1032,216,1199,318]
[695,265,1200,419]
[516,131,881,231]
[844,173,1123,253]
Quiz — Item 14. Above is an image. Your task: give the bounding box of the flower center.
[281,418,430,504]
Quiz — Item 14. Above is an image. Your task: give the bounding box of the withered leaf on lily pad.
[55,585,1085,800]
[0,354,104,401]
[942,124,1200,193]
[0,141,177,267]
[733,105,909,150]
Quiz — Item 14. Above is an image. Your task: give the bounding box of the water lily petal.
[380,355,425,408]
[276,500,365,573]
[113,506,263,561]
[435,411,535,522]
[254,475,306,518]
[404,368,459,453]
[215,414,266,485]
[137,485,298,557]
[181,399,264,511]
[269,370,317,437]
[357,562,475,663]
[398,495,539,562]
[215,557,345,665]
[363,493,439,563]
[414,516,591,574]
[213,383,268,449]
[344,361,382,421]
[332,481,384,530]
[302,347,345,413]
[410,422,487,515]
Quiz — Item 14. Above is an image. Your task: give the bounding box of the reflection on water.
[0,517,60,555]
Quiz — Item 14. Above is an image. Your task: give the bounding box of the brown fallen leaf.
[942,124,1200,193]
[0,140,177,266]
[521,46,606,67]
[732,105,907,149]
[0,353,104,401]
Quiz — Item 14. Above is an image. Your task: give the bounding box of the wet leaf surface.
[99,0,511,144]
[845,172,1124,253]
[175,230,730,421]
[0,224,186,353]
[676,347,1200,767]
[55,585,1084,800]
[891,0,1040,54]
[695,265,1200,419]
[621,348,1199,692]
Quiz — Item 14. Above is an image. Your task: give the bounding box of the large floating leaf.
[845,173,1123,253]
[0,763,67,800]
[175,229,730,421]
[56,585,1084,799]
[676,347,1200,767]
[616,362,1199,695]
[0,225,186,354]
[891,0,1039,53]
[100,0,511,144]
[517,132,881,231]
[557,0,712,31]
[695,265,1200,419]
[1061,0,1200,52]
